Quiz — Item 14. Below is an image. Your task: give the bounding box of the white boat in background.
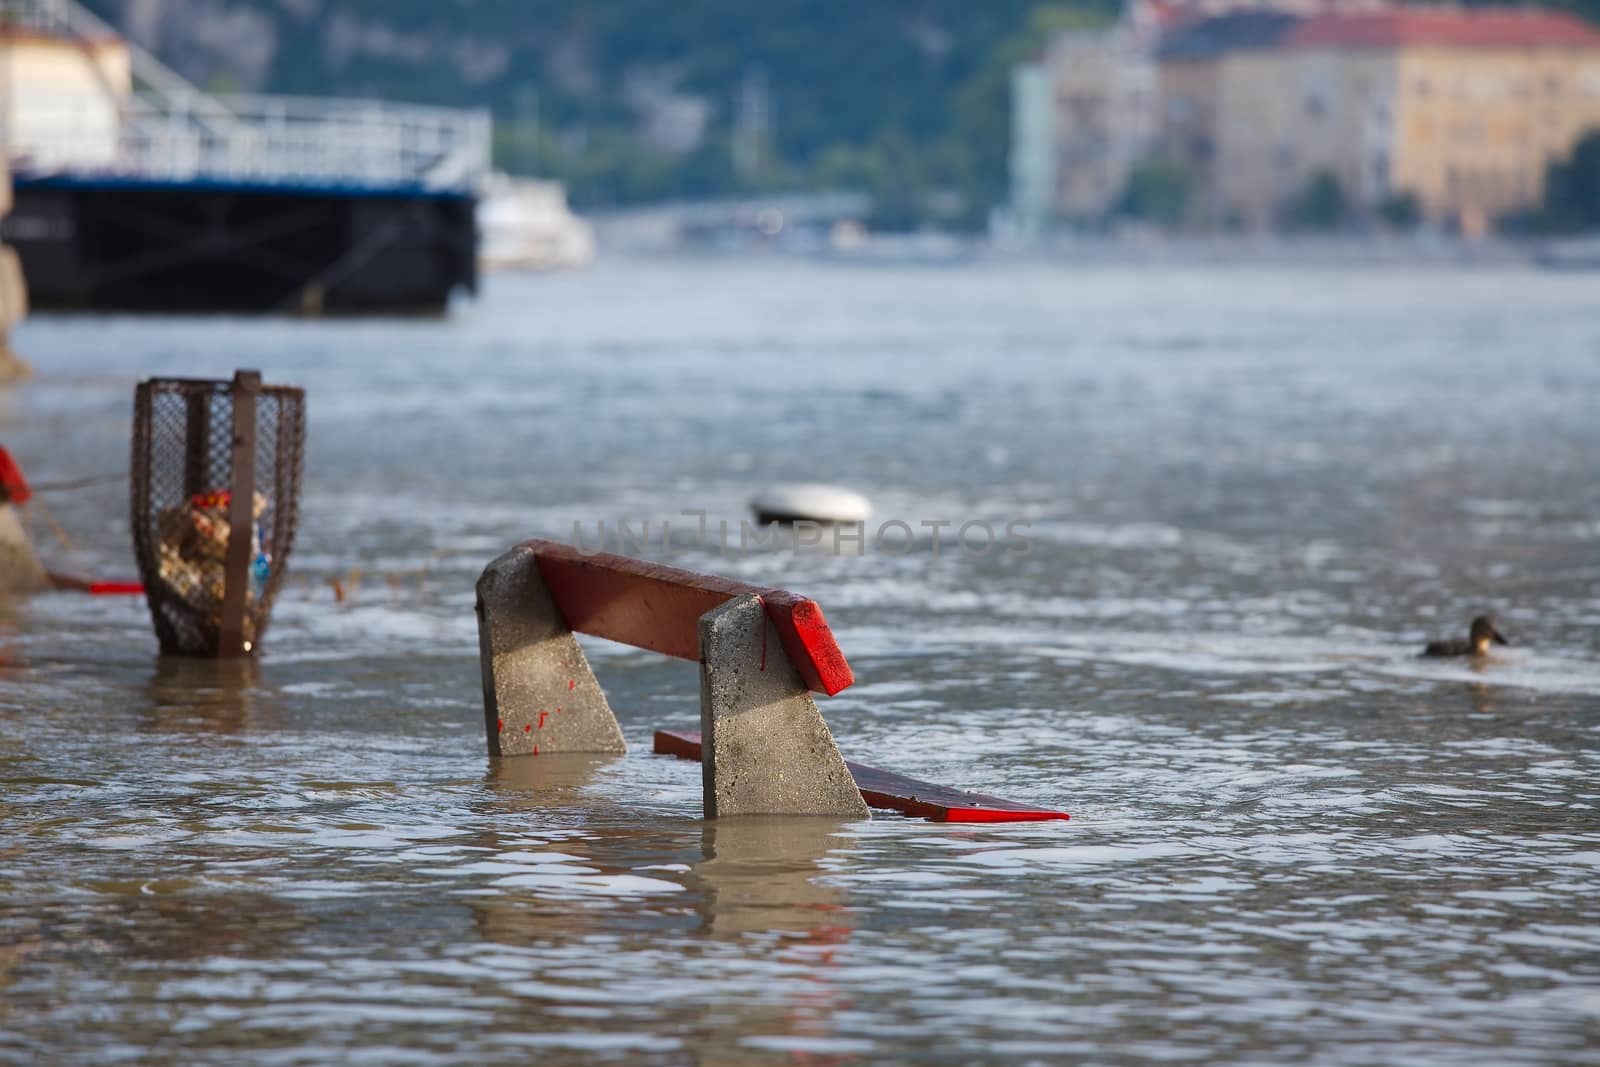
[477,174,595,272]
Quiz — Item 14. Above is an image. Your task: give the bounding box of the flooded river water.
[2,258,1598,1065]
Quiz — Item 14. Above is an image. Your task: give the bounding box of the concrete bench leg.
[698,594,868,819]
[476,544,626,757]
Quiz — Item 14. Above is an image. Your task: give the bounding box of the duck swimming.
[1421,615,1510,658]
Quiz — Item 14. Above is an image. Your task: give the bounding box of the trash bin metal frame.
[131,371,305,657]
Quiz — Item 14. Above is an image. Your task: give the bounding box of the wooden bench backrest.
[524,539,854,696]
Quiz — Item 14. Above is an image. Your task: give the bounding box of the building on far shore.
[1211,8,1600,234]
[1009,5,1162,233]
[1046,12,1162,224]
[1009,0,1386,232]
[1013,2,1600,235]
[1157,11,1301,226]
[1008,63,1058,238]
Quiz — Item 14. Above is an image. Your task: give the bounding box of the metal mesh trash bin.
[131,371,305,657]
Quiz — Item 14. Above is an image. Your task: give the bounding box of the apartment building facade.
[1018,4,1600,233]
[1010,9,1162,230]
[1195,9,1600,231]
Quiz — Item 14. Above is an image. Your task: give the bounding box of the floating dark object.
[750,483,871,525]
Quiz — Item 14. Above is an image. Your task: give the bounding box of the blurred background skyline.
[51,0,1600,240]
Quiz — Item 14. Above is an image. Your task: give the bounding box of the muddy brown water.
[2,259,1598,1065]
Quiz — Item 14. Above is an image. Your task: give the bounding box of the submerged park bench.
[475,540,1069,822]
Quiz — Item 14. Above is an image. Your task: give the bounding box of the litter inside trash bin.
[155,489,272,643]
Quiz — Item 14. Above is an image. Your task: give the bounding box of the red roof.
[1289,8,1600,49]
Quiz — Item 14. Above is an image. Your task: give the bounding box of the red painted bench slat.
[525,540,854,696]
[654,730,1070,824]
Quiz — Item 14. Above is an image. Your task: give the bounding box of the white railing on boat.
[9,94,492,193]
[1,0,492,194]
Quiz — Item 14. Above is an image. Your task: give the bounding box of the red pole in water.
[0,447,31,506]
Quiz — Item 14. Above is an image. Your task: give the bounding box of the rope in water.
[24,471,128,493]
[25,496,78,553]
[19,472,131,553]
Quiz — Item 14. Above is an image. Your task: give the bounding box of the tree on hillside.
[812,130,929,231]
[1377,191,1421,230]
[1537,129,1600,233]
[1281,170,1348,231]
[1459,0,1600,28]
[1114,161,1191,227]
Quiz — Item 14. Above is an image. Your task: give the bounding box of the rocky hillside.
[78,0,1600,225]
[82,0,1089,223]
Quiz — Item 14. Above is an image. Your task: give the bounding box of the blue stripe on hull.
[12,172,473,201]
